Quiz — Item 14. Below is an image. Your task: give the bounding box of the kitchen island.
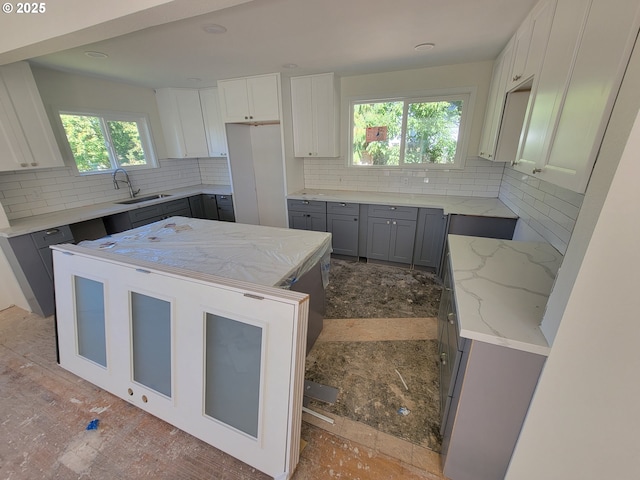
[440,235,562,480]
[52,217,332,480]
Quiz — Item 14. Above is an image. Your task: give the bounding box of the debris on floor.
[85,419,100,431]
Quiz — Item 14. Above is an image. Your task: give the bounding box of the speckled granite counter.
[0,184,232,238]
[287,189,517,218]
[448,234,562,356]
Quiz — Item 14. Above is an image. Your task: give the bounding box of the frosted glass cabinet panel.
[131,292,172,397]
[205,314,262,437]
[74,276,106,367]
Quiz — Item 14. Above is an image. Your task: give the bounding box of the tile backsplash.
[0,158,230,221]
[303,157,505,196]
[499,166,584,254]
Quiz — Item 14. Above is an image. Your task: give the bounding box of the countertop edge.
[0,184,232,238]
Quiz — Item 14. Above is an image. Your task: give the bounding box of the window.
[350,92,471,169]
[59,110,157,174]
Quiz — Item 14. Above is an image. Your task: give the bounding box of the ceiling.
[26,0,539,88]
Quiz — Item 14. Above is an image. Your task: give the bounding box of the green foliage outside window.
[352,98,463,167]
[60,113,151,173]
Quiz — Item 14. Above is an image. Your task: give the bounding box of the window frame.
[56,108,158,175]
[347,87,475,170]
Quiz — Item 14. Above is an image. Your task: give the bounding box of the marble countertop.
[0,184,232,238]
[448,234,563,356]
[288,189,516,217]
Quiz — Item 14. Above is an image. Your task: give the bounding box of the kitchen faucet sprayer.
[112,167,140,198]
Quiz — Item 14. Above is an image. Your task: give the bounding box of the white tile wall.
[0,159,204,221]
[499,166,584,254]
[303,157,506,197]
[198,157,231,185]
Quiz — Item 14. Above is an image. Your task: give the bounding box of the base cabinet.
[366,205,417,264]
[287,200,327,232]
[413,208,447,269]
[326,202,359,256]
[439,254,546,480]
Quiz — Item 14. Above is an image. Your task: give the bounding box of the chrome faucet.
[112,167,140,198]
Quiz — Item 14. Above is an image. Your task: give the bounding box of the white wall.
[505,106,640,480]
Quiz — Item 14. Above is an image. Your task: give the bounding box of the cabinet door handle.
[353,218,358,221]
[302,200,309,205]
[389,206,397,210]
[448,312,456,324]
[45,228,60,235]
[20,163,28,168]
[513,74,522,81]
[440,352,447,366]
[386,220,390,225]
[340,203,346,207]
[532,168,542,174]
[244,116,249,120]
[392,221,397,225]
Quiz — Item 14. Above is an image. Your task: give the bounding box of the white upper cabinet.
[199,87,228,158]
[478,40,514,161]
[155,88,209,159]
[290,73,340,158]
[507,0,556,90]
[0,62,65,172]
[515,0,640,193]
[217,73,280,123]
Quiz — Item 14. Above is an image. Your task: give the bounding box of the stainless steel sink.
[115,194,171,205]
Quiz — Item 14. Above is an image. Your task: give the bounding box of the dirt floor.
[325,258,442,319]
[305,258,444,452]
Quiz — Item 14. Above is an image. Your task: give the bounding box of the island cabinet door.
[53,248,309,480]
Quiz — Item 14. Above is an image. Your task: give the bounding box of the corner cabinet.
[0,61,65,172]
[514,0,640,193]
[290,73,340,158]
[155,88,209,158]
[413,208,447,269]
[217,74,280,123]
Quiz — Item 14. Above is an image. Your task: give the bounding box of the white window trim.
[55,107,159,175]
[346,86,476,170]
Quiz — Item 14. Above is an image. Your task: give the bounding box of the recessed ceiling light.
[282,63,298,69]
[202,23,227,34]
[414,43,435,52]
[84,51,108,58]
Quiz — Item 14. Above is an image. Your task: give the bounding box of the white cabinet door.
[0,62,65,172]
[516,0,640,193]
[507,0,556,90]
[478,40,514,161]
[246,74,280,122]
[155,88,208,158]
[291,73,339,158]
[199,87,228,157]
[218,74,280,123]
[54,247,309,479]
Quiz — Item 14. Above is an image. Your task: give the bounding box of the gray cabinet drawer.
[368,204,418,221]
[31,225,73,248]
[287,199,326,213]
[326,201,359,215]
[129,205,164,223]
[216,194,233,207]
[162,198,190,215]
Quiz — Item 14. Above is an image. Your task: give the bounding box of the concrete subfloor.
[0,306,447,480]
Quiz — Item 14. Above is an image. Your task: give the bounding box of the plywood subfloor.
[0,306,446,479]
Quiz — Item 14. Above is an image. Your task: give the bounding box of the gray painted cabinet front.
[413,208,447,268]
[366,205,417,264]
[326,214,359,256]
[439,252,546,480]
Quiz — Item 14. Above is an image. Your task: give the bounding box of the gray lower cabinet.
[190,195,220,220]
[0,225,75,317]
[216,194,235,222]
[104,198,193,233]
[326,202,359,256]
[439,254,546,480]
[287,199,327,232]
[413,208,447,269]
[366,205,417,264]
